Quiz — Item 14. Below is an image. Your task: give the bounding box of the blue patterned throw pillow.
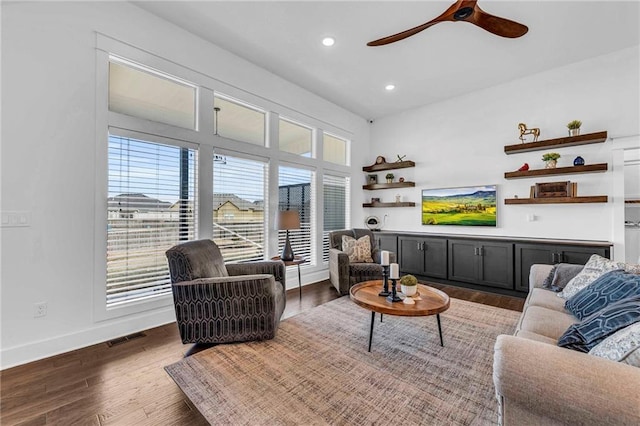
[558,295,640,353]
[565,271,640,320]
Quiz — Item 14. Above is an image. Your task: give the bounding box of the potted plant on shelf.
[385,173,394,183]
[542,152,561,169]
[567,120,582,136]
[400,274,418,296]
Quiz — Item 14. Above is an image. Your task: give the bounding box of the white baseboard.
[0,307,176,370]
[1,272,332,370]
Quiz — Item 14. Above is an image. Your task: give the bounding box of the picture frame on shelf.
[367,174,378,184]
[371,197,380,203]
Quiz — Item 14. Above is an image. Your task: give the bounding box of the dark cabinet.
[373,232,397,254]
[398,236,447,279]
[448,239,514,289]
[515,243,610,292]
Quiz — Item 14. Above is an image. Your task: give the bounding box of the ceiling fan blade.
[366,0,471,46]
[468,5,528,38]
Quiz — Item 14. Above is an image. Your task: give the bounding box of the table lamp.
[277,210,300,261]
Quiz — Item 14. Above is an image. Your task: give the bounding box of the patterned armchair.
[328,229,396,295]
[165,239,286,345]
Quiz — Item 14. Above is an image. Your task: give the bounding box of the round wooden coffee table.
[350,280,450,352]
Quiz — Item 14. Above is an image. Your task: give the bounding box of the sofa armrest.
[226,261,286,291]
[329,248,350,294]
[494,335,640,425]
[529,264,554,291]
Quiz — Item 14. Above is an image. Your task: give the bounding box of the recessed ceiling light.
[322,37,335,47]
[385,84,396,91]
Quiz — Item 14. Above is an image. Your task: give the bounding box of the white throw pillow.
[342,235,373,263]
[589,322,640,367]
[558,254,625,300]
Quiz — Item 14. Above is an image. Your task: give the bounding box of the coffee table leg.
[297,264,302,301]
[437,314,444,347]
[380,313,383,323]
[368,311,375,352]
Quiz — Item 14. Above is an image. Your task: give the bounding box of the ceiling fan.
[367,0,528,46]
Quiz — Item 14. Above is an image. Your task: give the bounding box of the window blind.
[107,135,197,307]
[322,175,350,263]
[278,166,314,263]
[213,154,267,262]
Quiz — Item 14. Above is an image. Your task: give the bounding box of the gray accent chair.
[328,229,396,295]
[165,239,286,345]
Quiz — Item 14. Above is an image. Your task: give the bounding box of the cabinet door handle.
[422,242,427,251]
[479,246,484,256]
[474,247,479,256]
[551,252,559,263]
[417,242,421,251]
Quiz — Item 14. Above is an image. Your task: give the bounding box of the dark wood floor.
[0,280,523,425]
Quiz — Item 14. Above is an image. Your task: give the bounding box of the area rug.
[165,296,520,425]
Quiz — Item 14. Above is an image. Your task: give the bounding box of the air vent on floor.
[106,332,146,347]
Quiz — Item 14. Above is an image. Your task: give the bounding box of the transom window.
[214,95,266,146]
[109,58,197,130]
[279,118,312,157]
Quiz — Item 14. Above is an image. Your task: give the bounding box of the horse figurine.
[518,123,540,143]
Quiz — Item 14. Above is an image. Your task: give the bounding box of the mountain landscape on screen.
[422,186,497,226]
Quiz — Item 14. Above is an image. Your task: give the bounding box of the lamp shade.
[276,210,300,230]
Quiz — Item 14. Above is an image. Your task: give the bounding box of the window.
[214,95,265,146]
[323,133,348,165]
[322,175,350,262]
[107,135,197,307]
[279,166,314,262]
[279,118,312,157]
[213,154,267,262]
[109,59,197,129]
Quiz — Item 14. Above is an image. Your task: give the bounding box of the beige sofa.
[493,264,640,425]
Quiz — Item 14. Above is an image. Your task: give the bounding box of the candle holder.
[378,265,390,297]
[386,278,402,303]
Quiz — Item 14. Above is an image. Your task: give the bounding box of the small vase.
[545,160,557,169]
[569,128,580,137]
[386,178,393,183]
[401,285,417,296]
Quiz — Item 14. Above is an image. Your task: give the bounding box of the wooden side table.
[271,255,305,300]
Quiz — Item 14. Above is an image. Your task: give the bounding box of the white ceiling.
[134,1,640,120]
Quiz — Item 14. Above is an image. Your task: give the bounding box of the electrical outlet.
[34,302,47,318]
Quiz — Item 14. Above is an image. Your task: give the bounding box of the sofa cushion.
[558,254,625,300]
[542,263,584,292]
[528,288,567,312]
[589,322,640,367]
[565,271,640,320]
[514,330,558,345]
[519,306,578,340]
[558,296,640,352]
[342,235,373,263]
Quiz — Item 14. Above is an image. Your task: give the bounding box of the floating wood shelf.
[626,200,640,204]
[504,196,608,205]
[362,202,416,208]
[504,163,608,179]
[504,131,608,154]
[362,160,415,172]
[363,182,415,190]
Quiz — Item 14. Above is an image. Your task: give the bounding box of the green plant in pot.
[385,173,394,183]
[542,152,561,169]
[567,120,582,136]
[400,274,418,296]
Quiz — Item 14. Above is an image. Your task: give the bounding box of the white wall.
[0,2,368,369]
[363,47,640,247]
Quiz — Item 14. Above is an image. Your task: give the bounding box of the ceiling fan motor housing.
[453,7,474,21]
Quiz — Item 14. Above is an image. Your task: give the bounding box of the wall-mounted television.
[421,185,497,226]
